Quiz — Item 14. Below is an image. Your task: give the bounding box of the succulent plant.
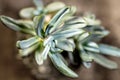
[1,1,120,78]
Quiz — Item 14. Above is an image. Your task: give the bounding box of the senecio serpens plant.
[1,0,120,78]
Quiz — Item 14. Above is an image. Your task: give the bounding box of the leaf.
[17,20,34,29]
[80,53,93,62]
[46,1,65,13]
[0,16,21,31]
[35,44,50,65]
[35,15,45,38]
[50,41,63,53]
[78,32,89,41]
[78,44,93,68]
[0,16,35,35]
[99,44,120,57]
[45,7,72,35]
[33,0,44,9]
[49,53,78,78]
[84,42,100,53]
[19,7,35,19]
[17,37,39,49]
[89,53,118,69]
[35,48,44,65]
[41,44,51,60]
[55,39,75,51]
[83,62,92,68]
[52,29,85,39]
[64,17,87,29]
[19,43,39,57]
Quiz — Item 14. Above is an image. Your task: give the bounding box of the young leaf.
[99,44,120,57]
[49,53,78,78]
[89,53,118,69]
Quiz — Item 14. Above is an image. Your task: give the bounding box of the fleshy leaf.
[19,7,35,19]
[35,15,45,38]
[33,0,44,9]
[99,44,120,57]
[46,1,65,13]
[0,16,21,31]
[19,43,39,57]
[52,29,85,39]
[49,53,78,78]
[84,42,100,53]
[55,39,75,51]
[0,16,35,35]
[35,48,44,65]
[17,37,39,49]
[35,44,50,65]
[90,53,118,69]
[45,7,73,35]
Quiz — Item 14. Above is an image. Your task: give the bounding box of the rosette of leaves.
[0,7,88,78]
[19,0,72,19]
[76,14,120,69]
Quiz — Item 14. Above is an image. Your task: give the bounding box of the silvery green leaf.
[50,41,62,53]
[99,44,120,57]
[0,16,35,35]
[55,39,75,51]
[64,17,87,28]
[53,29,85,39]
[35,15,45,38]
[89,53,118,69]
[46,1,65,13]
[49,53,78,78]
[17,20,34,29]
[41,44,51,60]
[33,0,44,9]
[35,48,44,65]
[84,42,100,53]
[45,7,71,35]
[83,13,101,25]
[16,37,39,49]
[80,52,93,62]
[57,53,68,66]
[19,43,39,57]
[19,7,35,19]
[83,62,92,68]
[35,44,50,65]
[78,44,92,68]
[44,36,54,46]
[78,32,89,41]
[0,16,21,31]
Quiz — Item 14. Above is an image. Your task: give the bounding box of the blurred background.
[0,0,120,80]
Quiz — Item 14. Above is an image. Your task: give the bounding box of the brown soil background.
[0,0,120,80]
